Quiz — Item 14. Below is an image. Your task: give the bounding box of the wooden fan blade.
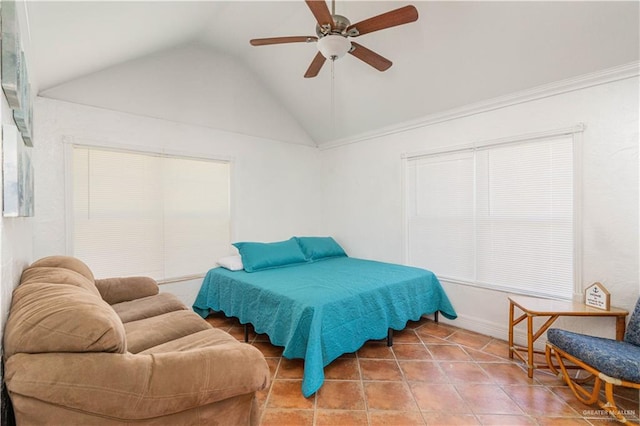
[250,36,317,46]
[349,42,392,72]
[305,0,334,29]
[347,5,418,37]
[304,51,326,78]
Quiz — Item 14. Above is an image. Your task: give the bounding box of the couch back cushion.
[21,266,101,297]
[4,282,127,359]
[28,256,95,282]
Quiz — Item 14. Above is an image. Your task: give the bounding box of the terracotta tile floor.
[206,313,639,425]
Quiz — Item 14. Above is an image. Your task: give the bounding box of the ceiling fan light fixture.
[317,34,351,60]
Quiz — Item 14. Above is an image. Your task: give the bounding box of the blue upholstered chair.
[545,297,640,425]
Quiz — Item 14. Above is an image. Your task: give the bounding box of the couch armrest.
[5,343,270,420]
[94,276,159,304]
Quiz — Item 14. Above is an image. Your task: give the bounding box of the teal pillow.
[233,238,307,272]
[295,236,347,262]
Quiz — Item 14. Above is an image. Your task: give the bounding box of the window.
[404,127,581,299]
[71,146,231,281]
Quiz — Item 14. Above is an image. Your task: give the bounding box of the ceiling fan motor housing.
[315,14,357,60]
[315,14,353,37]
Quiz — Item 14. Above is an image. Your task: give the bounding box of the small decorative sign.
[585,282,610,311]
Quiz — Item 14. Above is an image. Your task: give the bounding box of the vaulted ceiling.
[26,1,639,146]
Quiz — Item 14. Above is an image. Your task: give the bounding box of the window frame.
[63,138,235,283]
[401,124,584,301]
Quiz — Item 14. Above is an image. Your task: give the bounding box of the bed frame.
[242,311,440,346]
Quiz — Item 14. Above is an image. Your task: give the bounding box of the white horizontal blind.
[406,151,475,281]
[405,133,575,299]
[72,146,230,281]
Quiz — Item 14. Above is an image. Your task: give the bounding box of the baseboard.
[435,312,547,351]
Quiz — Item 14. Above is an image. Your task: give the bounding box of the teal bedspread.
[193,257,457,397]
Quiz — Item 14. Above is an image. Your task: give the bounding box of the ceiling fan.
[250,0,419,78]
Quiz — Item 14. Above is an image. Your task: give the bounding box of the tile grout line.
[354,345,372,425]
[389,330,424,421]
[210,315,638,425]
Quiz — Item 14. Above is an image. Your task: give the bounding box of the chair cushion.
[548,328,640,383]
[624,298,640,346]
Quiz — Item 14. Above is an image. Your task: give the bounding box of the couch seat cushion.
[112,293,187,323]
[140,328,239,354]
[124,310,212,353]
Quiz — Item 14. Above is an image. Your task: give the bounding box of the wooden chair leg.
[548,344,640,426]
[552,347,601,405]
[598,382,638,425]
[546,343,595,384]
[545,343,560,376]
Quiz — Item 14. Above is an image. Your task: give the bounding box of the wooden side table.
[508,295,628,378]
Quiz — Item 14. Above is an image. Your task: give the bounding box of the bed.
[192,238,457,397]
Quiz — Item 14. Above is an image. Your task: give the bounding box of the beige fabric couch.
[3,256,270,425]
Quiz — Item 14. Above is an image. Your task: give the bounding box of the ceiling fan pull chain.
[331,59,336,136]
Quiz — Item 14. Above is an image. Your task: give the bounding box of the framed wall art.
[1,0,33,146]
[3,124,34,217]
[1,0,21,108]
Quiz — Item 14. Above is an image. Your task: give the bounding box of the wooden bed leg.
[434,311,439,323]
[244,324,249,342]
[387,329,393,346]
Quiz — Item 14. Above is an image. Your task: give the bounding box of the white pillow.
[216,255,244,271]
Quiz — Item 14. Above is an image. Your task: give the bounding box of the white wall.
[40,43,315,147]
[1,4,36,421]
[30,36,326,311]
[0,95,33,341]
[0,0,36,345]
[33,73,639,342]
[33,97,323,305]
[26,43,640,349]
[321,75,639,345]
